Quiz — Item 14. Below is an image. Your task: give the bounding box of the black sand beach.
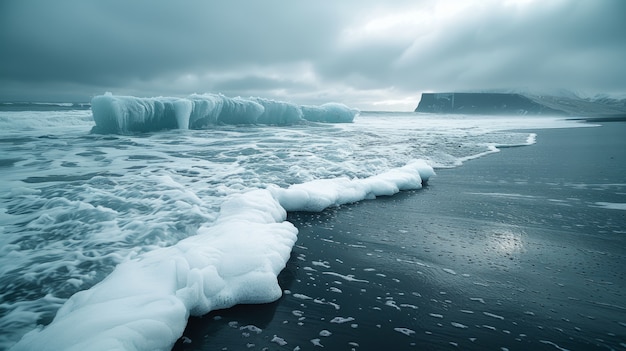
[175,122,626,350]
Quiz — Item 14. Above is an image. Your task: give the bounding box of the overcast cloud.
[1,0,625,110]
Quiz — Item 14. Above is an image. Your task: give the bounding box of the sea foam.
[10,161,434,351]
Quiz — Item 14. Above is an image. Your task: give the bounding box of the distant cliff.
[415,92,626,117]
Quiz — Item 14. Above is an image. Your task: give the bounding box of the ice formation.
[271,160,435,212]
[91,93,359,133]
[10,161,434,351]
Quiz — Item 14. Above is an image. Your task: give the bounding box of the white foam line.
[539,340,570,351]
[467,192,539,199]
[593,202,626,211]
[322,272,369,283]
[483,311,505,320]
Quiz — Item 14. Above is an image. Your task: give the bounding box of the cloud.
[320,0,626,94]
[1,0,625,110]
[1,1,334,80]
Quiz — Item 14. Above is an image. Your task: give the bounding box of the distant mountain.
[415,92,626,118]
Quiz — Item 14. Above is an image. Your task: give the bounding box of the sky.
[1,0,625,111]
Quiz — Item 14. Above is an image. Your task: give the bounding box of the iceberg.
[91,93,359,133]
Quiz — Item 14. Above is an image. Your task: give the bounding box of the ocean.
[0,97,599,350]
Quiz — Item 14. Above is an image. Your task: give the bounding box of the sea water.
[0,99,585,350]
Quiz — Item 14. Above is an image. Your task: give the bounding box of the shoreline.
[570,115,626,123]
[175,121,626,350]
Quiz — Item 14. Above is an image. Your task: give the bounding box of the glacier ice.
[91,93,359,133]
[301,103,358,123]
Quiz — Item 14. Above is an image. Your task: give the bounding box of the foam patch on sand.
[10,161,434,351]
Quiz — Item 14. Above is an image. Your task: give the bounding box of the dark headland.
[415,92,626,119]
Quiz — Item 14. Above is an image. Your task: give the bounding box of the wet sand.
[175,122,626,350]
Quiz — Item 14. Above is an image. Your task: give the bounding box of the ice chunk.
[91,93,359,133]
[91,93,185,133]
[301,103,359,123]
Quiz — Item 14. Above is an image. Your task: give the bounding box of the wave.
[91,93,360,134]
[0,102,91,112]
[2,109,587,349]
[9,160,434,351]
[0,110,94,134]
